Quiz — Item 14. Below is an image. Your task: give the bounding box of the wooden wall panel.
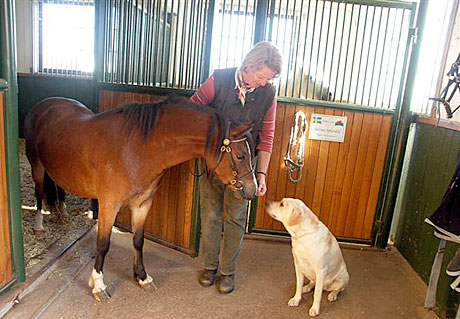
[98,90,195,253]
[0,92,13,288]
[254,103,393,240]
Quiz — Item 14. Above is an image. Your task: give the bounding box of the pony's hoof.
[34,229,44,236]
[92,289,111,302]
[136,274,158,292]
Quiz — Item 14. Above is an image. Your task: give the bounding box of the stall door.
[0,92,13,289]
[251,103,393,242]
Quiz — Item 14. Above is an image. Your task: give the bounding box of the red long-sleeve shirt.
[190,74,277,153]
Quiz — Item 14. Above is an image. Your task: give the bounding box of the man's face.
[241,65,276,89]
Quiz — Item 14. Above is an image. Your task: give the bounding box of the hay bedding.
[19,139,96,267]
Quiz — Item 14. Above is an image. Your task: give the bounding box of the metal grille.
[36,0,95,77]
[268,0,415,108]
[101,0,209,89]
[209,0,416,109]
[209,0,258,73]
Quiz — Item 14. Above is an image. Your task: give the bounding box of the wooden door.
[252,103,393,241]
[98,90,198,255]
[0,92,13,289]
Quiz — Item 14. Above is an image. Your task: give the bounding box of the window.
[34,0,95,77]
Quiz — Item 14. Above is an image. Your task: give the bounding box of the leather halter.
[209,124,254,190]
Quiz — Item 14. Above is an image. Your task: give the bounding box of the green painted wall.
[395,122,460,318]
[17,75,96,138]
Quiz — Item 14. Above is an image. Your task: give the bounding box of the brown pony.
[24,95,257,301]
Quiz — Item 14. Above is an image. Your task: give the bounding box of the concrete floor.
[1,225,439,319]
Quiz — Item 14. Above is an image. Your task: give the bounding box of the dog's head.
[265,198,312,227]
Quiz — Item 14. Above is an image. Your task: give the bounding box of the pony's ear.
[286,206,303,226]
[230,121,253,138]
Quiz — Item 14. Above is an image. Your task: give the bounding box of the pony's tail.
[43,171,58,208]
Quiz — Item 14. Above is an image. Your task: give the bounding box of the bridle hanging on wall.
[430,52,460,119]
[284,110,308,183]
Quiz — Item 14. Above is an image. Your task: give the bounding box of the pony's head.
[207,121,257,200]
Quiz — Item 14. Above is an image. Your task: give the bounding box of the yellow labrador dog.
[266,198,349,317]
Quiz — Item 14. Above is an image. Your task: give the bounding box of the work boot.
[219,274,235,294]
[199,269,217,287]
[447,248,460,276]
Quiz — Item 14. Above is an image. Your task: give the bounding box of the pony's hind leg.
[130,199,157,291]
[30,163,45,234]
[88,201,119,301]
[57,185,68,218]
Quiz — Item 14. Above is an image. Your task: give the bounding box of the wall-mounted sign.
[308,114,347,142]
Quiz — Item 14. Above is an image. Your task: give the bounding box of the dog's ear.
[286,206,302,226]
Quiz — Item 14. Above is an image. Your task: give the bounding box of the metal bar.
[326,1,339,100]
[298,0,312,98]
[152,0,161,85]
[126,0,133,83]
[120,0,128,83]
[281,0,291,96]
[250,0,256,48]
[292,0,305,98]
[332,1,347,101]
[372,7,390,107]
[159,0,167,86]
[185,0,194,88]
[353,4,369,104]
[283,0,294,97]
[361,6,381,105]
[240,0,250,64]
[147,0,157,86]
[319,0,333,101]
[253,0,268,44]
[178,0,188,88]
[136,0,143,85]
[194,0,203,88]
[233,0,242,65]
[165,0,174,87]
[201,0,213,80]
[189,0,198,88]
[313,0,326,99]
[217,0,226,68]
[345,4,362,103]
[305,0,320,99]
[172,0,181,86]
[366,7,384,105]
[338,3,355,102]
[94,0,106,83]
[267,0,276,41]
[380,8,399,108]
[387,9,405,109]
[132,0,139,83]
[38,0,43,73]
[225,0,234,67]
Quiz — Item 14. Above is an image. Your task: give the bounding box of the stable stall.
[1,0,460,317]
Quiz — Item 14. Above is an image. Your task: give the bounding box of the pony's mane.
[97,94,253,159]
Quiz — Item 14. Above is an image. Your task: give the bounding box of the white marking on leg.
[89,268,107,294]
[34,209,45,231]
[138,274,153,286]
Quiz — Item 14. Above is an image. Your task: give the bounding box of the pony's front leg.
[88,201,119,302]
[130,199,157,291]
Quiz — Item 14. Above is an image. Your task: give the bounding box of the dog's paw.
[309,306,320,317]
[302,283,315,293]
[327,291,338,302]
[288,297,301,307]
